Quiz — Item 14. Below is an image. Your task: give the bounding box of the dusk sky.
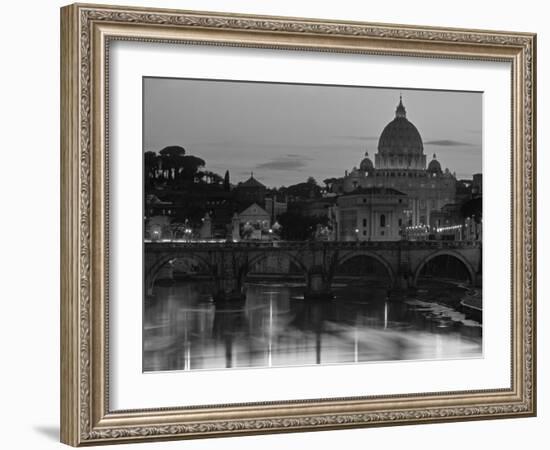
[143,77,482,188]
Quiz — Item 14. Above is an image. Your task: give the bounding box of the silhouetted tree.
[179,155,205,183]
[159,145,186,158]
[154,145,206,188]
[157,146,186,182]
[278,211,328,241]
[281,181,322,200]
[224,170,231,191]
[323,177,341,193]
[144,151,158,186]
[201,170,223,185]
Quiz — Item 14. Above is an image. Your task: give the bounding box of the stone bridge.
[144,240,482,300]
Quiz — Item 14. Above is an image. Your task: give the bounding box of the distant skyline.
[144,77,482,188]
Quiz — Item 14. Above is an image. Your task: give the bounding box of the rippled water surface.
[144,281,482,372]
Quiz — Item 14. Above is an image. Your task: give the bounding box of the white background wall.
[0,0,546,449]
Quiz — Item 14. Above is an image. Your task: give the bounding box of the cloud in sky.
[255,154,311,171]
[424,139,472,147]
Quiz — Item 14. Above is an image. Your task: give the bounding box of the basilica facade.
[333,96,458,241]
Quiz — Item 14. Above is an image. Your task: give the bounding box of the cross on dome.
[395,94,407,118]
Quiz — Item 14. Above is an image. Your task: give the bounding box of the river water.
[143,281,482,372]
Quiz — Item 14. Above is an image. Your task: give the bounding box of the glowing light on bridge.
[436,225,463,233]
[405,224,429,231]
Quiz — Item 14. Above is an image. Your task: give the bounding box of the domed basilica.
[333,96,457,241]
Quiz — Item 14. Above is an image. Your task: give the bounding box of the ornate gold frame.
[60,3,536,446]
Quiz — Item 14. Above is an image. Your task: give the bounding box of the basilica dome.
[359,151,374,172]
[377,97,424,157]
[427,154,442,174]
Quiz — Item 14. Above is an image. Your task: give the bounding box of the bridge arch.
[145,252,215,295]
[335,251,395,287]
[413,249,476,287]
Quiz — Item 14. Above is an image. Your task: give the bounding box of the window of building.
[363,230,367,236]
[380,214,386,227]
[398,218,402,226]
[362,218,367,227]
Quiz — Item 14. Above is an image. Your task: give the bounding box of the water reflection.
[143,281,482,372]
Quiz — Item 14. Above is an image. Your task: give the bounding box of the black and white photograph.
[143,78,483,372]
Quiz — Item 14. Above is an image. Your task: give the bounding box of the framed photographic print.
[60,3,536,446]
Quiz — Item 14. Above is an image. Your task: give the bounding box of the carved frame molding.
[60,3,536,446]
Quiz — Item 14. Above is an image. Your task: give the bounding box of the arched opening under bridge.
[146,254,214,295]
[415,251,475,287]
[334,252,394,288]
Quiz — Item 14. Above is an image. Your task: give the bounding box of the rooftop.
[342,187,407,197]
[238,174,265,189]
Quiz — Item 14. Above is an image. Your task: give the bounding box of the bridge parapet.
[144,240,481,252]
